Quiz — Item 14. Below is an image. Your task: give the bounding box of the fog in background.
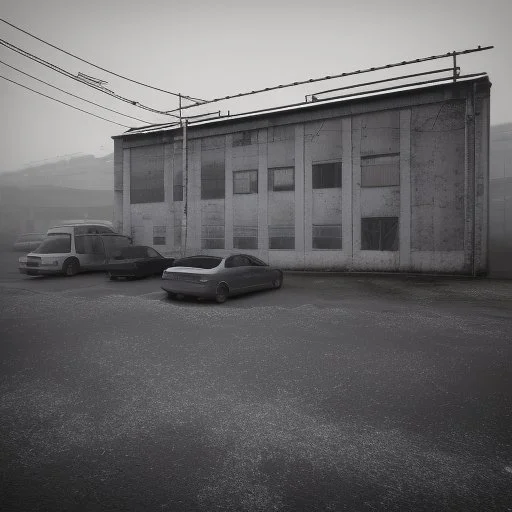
[1,0,511,179]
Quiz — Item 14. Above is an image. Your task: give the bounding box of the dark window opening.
[361,217,399,251]
[233,237,258,249]
[173,256,222,269]
[232,131,254,147]
[313,224,342,249]
[268,167,294,192]
[269,226,294,250]
[234,170,258,194]
[312,162,342,189]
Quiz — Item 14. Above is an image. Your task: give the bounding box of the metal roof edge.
[111,74,490,140]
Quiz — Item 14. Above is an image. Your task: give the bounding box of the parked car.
[12,233,46,252]
[161,254,283,303]
[19,228,132,277]
[106,246,174,280]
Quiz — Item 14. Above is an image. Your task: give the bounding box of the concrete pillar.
[258,128,269,253]
[294,124,305,265]
[351,116,362,260]
[225,134,234,250]
[399,109,412,270]
[341,117,353,268]
[122,148,131,238]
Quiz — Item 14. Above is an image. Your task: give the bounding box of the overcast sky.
[0,0,510,172]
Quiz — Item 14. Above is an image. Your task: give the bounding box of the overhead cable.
[166,45,494,114]
[0,60,152,124]
[0,17,205,103]
[0,74,132,128]
[0,38,180,118]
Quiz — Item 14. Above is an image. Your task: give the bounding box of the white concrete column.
[341,117,353,267]
[258,128,269,254]
[351,116,362,264]
[122,148,131,238]
[225,134,234,250]
[294,124,305,264]
[399,109,412,270]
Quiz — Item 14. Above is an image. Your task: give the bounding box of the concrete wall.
[114,78,490,274]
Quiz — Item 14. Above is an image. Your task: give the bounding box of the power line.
[0,74,132,128]
[166,45,494,115]
[0,59,152,124]
[0,38,180,118]
[0,17,205,104]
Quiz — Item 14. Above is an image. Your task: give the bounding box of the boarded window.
[233,225,258,249]
[130,145,165,203]
[268,167,294,191]
[313,224,342,249]
[361,217,399,251]
[234,170,258,194]
[269,225,294,249]
[232,131,255,147]
[361,154,400,187]
[201,225,224,249]
[153,225,166,245]
[173,145,183,201]
[201,141,225,199]
[312,162,342,189]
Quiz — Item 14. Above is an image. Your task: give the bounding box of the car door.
[225,255,254,293]
[247,255,273,289]
[146,247,163,275]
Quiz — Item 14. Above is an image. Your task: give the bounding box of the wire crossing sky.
[0,0,510,173]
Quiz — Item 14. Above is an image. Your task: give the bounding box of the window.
[130,145,165,203]
[33,235,71,254]
[173,256,222,269]
[312,162,342,189]
[201,141,225,199]
[146,247,161,258]
[233,170,258,194]
[232,131,254,147]
[173,145,183,201]
[313,224,342,249]
[361,154,400,187]
[233,225,258,250]
[269,225,294,249]
[268,167,294,191]
[361,217,399,251]
[225,255,252,268]
[201,225,224,249]
[153,226,166,246]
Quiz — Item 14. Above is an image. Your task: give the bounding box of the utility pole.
[181,114,188,258]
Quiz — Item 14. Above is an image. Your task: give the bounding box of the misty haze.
[1,1,511,511]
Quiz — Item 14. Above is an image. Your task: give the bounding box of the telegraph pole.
[180,97,188,257]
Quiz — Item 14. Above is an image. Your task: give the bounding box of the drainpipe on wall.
[181,119,188,258]
[472,83,477,278]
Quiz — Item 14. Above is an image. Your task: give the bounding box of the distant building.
[112,76,490,275]
[489,123,512,277]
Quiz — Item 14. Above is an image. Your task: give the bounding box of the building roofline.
[112,74,491,140]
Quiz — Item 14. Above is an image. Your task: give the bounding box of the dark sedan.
[161,254,283,303]
[106,246,174,280]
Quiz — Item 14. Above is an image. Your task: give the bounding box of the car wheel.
[62,258,79,277]
[108,272,117,281]
[272,272,283,289]
[215,284,229,304]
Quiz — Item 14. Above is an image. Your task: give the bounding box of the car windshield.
[118,246,148,259]
[33,234,71,254]
[173,257,222,269]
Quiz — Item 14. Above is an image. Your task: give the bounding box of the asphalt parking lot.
[1,249,512,511]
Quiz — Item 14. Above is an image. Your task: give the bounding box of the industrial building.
[112,75,490,274]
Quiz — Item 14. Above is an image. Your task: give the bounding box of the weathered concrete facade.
[112,77,490,274]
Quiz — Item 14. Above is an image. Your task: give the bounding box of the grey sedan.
[161,254,283,303]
